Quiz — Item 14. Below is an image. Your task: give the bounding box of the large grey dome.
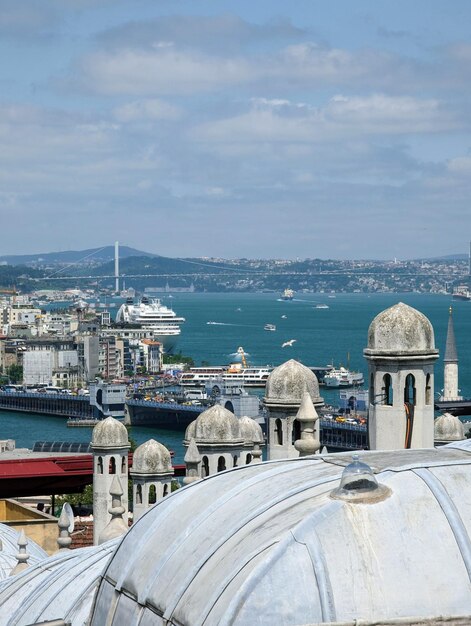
[434,412,465,443]
[185,404,243,443]
[131,439,173,475]
[91,440,471,626]
[91,417,129,449]
[366,302,436,354]
[264,359,322,406]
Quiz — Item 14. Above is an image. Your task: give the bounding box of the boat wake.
[207,321,238,326]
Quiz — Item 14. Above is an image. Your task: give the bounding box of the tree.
[6,364,23,384]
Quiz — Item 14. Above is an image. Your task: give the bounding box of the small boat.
[281,315,287,319]
[315,304,329,309]
[452,286,471,301]
[207,321,218,325]
[281,288,294,301]
[264,323,276,331]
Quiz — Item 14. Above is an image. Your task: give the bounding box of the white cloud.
[113,99,182,122]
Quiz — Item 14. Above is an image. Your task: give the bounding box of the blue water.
[1,292,469,463]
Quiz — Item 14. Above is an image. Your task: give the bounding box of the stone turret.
[264,359,323,460]
[184,405,263,477]
[91,417,130,545]
[131,439,174,522]
[364,302,439,450]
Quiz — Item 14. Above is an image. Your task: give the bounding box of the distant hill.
[418,253,469,262]
[0,246,156,267]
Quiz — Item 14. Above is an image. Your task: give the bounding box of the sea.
[1,292,470,464]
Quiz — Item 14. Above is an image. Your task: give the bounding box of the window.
[202,456,209,478]
[369,373,374,405]
[246,453,252,464]
[136,484,142,505]
[404,374,416,405]
[425,373,431,405]
[148,484,156,504]
[275,418,283,445]
[233,456,238,467]
[382,374,393,406]
[97,456,103,474]
[121,457,126,473]
[292,419,301,444]
[217,456,226,472]
[109,457,116,474]
[163,484,169,497]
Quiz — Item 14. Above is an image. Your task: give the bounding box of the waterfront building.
[263,359,324,460]
[130,439,174,522]
[364,302,439,451]
[22,338,79,387]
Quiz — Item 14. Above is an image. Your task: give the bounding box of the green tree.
[6,364,23,384]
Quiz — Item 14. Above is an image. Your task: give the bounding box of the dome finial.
[294,392,320,457]
[57,505,72,551]
[98,476,128,545]
[10,530,30,576]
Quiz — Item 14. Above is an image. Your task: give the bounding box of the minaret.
[441,307,462,402]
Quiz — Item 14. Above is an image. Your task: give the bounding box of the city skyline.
[1,0,471,259]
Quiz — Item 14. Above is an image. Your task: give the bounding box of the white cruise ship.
[115,296,185,353]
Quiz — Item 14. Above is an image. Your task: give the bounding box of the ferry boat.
[115,296,185,353]
[452,286,471,301]
[315,304,329,309]
[323,367,364,388]
[264,323,276,331]
[180,364,272,388]
[281,288,294,301]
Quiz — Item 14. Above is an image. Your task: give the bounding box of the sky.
[0,0,470,260]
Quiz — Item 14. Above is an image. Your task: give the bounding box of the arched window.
[275,419,283,445]
[404,374,416,405]
[382,374,393,406]
[163,484,169,497]
[136,484,142,505]
[425,373,431,405]
[121,456,126,474]
[369,373,374,405]
[202,456,209,478]
[233,455,238,467]
[97,456,103,474]
[225,400,234,413]
[217,456,226,472]
[109,457,116,474]
[246,453,252,464]
[292,419,301,444]
[148,484,156,504]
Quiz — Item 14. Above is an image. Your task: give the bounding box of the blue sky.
[0,0,470,259]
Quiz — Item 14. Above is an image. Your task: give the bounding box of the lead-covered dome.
[91,417,129,449]
[91,440,471,626]
[264,359,322,406]
[185,405,243,443]
[131,439,173,475]
[365,302,436,354]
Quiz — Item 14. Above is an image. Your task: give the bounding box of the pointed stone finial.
[10,530,30,576]
[183,438,201,484]
[57,505,72,551]
[98,475,128,545]
[321,446,328,455]
[294,392,320,457]
[251,443,263,464]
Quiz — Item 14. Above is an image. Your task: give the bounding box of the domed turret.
[91,417,129,450]
[239,416,264,444]
[185,405,243,444]
[264,359,323,407]
[132,439,172,475]
[366,302,436,355]
[434,413,465,445]
[364,302,439,451]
